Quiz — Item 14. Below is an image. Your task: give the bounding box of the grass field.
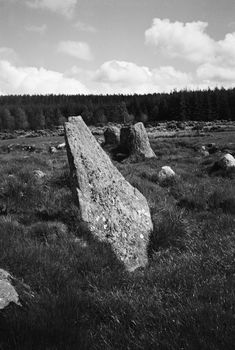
[0,131,235,350]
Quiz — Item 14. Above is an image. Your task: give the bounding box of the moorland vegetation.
[0,131,235,349]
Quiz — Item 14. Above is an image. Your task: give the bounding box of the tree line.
[0,87,234,130]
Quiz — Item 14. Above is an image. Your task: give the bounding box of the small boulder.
[201,150,210,157]
[199,146,209,157]
[104,126,120,145]
[33,169,46,179]
[120,122,156,162]
[65,116,153,271]
[217,153,235,170]
[0,269,34,310]
[158,166,176,182]
[56,142,66,150]
[49,146,57,154]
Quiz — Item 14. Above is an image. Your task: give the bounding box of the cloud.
[0,60,88,95]
[25,24,47,34]
[93,60,192,94]
[197,63,235,83]
[95,60,151,85]
[0,47,18,62]
[57,41,93,61]
[26,0,77,18]
[145,18,215,63]
[217,33,235,66]
[74,20,96,33]
[145,18,235,66]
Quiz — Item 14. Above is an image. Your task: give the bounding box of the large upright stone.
[65,116,153,271]
[120,122,156,162]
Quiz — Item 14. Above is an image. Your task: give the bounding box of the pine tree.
[179,94,187,121]
[2,108,15,130]
[55,108,66,126]
[30,109,46,130]
[94,108,107,125]
[14,107,29,130]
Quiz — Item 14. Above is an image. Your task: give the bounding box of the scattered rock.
[56,142,66,150]
[201,150,210,157]
[217,153,235,170]
[0,269,34,310]
[49,146,57,154]
[158,166,176,182]
[65,116,153,271]
[33,170,46,179]
[199,146,209,156]
[104,126,120,145]
[120,122,156,162]
[6,144,36,153]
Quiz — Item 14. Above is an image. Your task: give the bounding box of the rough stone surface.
[217,153,235,170]
[158,166,176,182]
[0,269,21,310]
[0,269,34,311]
[65,116,153,271]
[120,122,156,162]
[104,126,120,145]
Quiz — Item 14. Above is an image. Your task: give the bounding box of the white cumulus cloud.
[93,60,192,94]
[197,63,235,83]
[95,60,151,85]
[0,60,88,95]
[217,33,235,66]
[26,0,77,18]
[145,18,235,89]
[57,41,93,61]
[145,18,215,63]
[146,18,235,66]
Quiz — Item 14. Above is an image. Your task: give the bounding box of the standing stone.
[65,116,153,271]
[104,126,120,145]
[120,122,156,162]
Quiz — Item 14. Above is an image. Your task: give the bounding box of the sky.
[0,0,235,95]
